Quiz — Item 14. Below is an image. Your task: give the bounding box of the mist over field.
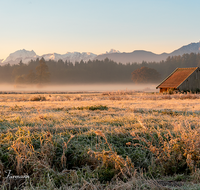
[0,83,158,92]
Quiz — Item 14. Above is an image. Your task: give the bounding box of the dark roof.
[156,67,198,89]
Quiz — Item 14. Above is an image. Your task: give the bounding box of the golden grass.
[1,91,200,189]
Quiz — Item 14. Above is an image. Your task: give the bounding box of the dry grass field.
[1,91,200,189]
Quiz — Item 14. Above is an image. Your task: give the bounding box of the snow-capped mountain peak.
[3,49,37,64]
[41,52,97,63]
[1,42,200,65]
[1,50,97,65]
[106,49,121,54]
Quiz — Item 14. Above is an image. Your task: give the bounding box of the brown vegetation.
[0,92,200,189]
[131,66,161,83]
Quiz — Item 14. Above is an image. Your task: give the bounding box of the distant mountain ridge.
[170,42,200,56]
[95,50,168,64]
[2,49,37,65]
[95,42,200,64]
[1,42,200,65]
[0,50,97,65]
[40,52,97,63]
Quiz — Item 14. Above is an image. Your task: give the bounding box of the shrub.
[29,95,46,101]
[76,105,108,111]
[131,124,200,176]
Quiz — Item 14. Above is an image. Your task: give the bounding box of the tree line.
[0,52,200,85]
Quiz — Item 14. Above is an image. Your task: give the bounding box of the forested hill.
[0,53,200,84]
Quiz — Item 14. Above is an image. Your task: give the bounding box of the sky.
[0,0,200,59]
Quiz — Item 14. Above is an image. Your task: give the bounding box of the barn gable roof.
[156,67,198,89]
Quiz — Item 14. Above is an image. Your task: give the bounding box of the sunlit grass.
[0,91,200,189]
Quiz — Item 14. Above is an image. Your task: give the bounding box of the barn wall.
[160,88,168,93]
[179,68,200,91]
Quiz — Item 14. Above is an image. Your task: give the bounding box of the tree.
[15,75,26,84]
[26,69,36,84]
[131,66,161,83]
[36,58,50,85]
[18,60,24,66]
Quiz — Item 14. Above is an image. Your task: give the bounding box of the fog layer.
[0,83,158,92]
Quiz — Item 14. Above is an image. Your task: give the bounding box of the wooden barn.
[156,67,200,93]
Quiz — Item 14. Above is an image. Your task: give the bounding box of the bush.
[76,105,108,111]
[29,95,46,101]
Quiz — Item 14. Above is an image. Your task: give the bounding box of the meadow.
[1,91,200,189]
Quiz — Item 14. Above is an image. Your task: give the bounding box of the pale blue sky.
[0,0,200,59]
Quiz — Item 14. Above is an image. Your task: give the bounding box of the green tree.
[36,58,50,85]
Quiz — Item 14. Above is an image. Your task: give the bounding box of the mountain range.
[1,42,200,65]
[95,42,200,63]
